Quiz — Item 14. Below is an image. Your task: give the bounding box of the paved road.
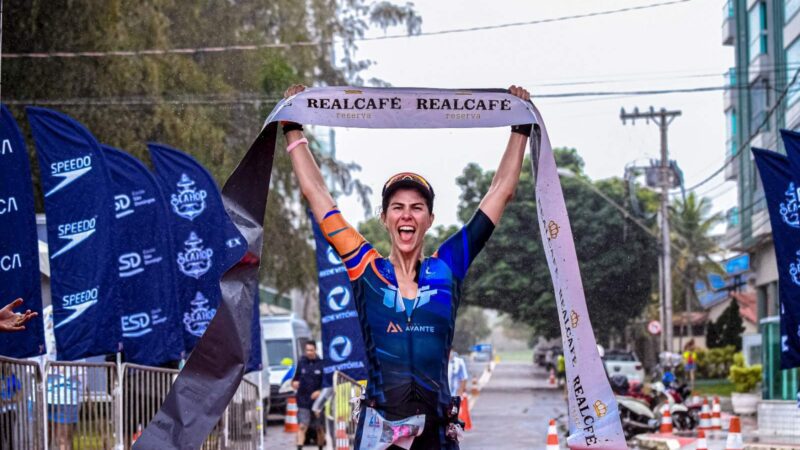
[461,362,568,449]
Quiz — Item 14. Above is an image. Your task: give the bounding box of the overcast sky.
[329,0,736,229]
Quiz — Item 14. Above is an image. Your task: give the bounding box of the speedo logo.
[57,286,99,329]
[46,155,92,197]
[51,217,97,259]
[386,321,435,333]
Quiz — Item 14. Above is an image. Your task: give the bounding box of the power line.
[685,67,800,192]
[1,0,691,59]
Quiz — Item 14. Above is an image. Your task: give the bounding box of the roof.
[731,291,757,324]
[673,311,709,326]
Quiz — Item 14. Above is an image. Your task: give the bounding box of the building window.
[748,1,768,60]
[787,38,800,107]
[726,108,737,156]
[749,78,770,129]
[788,0,800,23]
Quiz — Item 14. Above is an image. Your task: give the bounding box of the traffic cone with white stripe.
[696,430,708,450]
[549,368,556,386]
[725,416,744,450]
[335,419,349,450]
[659,407,673,434]
[711,396,722,431]
[699,397,711,431]
[284,396,299,433]
[546,419,559,450]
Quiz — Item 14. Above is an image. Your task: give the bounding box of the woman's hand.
[508,85,531,101]
[0,298,37,332]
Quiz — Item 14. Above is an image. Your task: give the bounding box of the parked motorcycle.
[610,375,659,439]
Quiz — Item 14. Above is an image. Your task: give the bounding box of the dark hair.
[380,172,435,214]
[305,341,317,349]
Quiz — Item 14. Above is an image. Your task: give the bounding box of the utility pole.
[620,107,681,354]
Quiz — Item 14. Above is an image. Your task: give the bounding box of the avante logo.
[114,194,133,219]
[328,335,352,362]
[183,291,216,337]
[327,285,350,312]
[780,182,800,228]
[170,173,207,220]
[118,252,143,278]
[56,286,99,329]
[46,155,92,197]
[51,217,97,259]
[177,232,214,279]
[1,139,13,155]
[386,321,403,333]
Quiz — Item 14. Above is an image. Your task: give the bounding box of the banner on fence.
[28,108,120,360]
[310,210,367,386]
[148,143,245,353]
[103,145,184,366]
[0,105,45,358]
[753,144,800,369]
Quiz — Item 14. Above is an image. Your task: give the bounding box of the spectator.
[291,342,325,450]
[447,351,469,397]
[0,298,37,333]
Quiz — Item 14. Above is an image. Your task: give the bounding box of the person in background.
[682,340,697,392]
[448,351,469,397]
[0,298,37,333]
[291,341,325,450]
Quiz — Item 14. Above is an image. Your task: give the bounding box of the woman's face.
[381,188,434,256]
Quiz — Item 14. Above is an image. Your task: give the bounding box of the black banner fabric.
[133,124,276,449]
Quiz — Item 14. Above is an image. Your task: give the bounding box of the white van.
[260,314,313,413]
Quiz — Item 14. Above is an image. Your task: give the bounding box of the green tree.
[452,307,491,353]
[708,301,744,350]
[455,148,659,341]
[3,0,421,296]
[670,193,724,340]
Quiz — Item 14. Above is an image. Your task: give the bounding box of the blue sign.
[102,145,184,365]
[310,210,367,386]
[724,254,750,276]
[708,273,727,291]
[28,108,121,360]
[752,144,800,369]
[148,143,245,353]
[0,105,45,358]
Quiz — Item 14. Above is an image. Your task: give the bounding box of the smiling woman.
[283,83,530,450]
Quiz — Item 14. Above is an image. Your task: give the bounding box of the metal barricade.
[121,363,177,448]
[0,356,45,450]
[122,363,260,450]
[331,371,364,448]
[44,360,118,450]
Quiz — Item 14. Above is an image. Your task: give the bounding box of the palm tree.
[669,193,724,345]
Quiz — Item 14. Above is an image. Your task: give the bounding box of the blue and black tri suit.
[319,208,494,450]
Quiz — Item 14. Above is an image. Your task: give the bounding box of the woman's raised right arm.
[283,84,336,222]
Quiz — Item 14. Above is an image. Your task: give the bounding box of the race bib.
[357,407,425,450]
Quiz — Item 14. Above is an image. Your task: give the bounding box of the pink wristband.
[286,138,308,153]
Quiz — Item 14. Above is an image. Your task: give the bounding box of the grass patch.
[497,350,533,362]
[693,378,736,397]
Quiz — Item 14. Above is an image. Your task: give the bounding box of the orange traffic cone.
[699,397,711,431]
[725,416,743,449]
[549,368,556,386]
[335,419,349,450]
[284,396,299,433]
[711,396,722,431]
[696,430,708,450]
[131,423,143,443]
[546,419,559,450]
[459,394,473,431]
[659,407,673,434]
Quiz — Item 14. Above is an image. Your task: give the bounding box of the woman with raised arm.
[283,84,531,450]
